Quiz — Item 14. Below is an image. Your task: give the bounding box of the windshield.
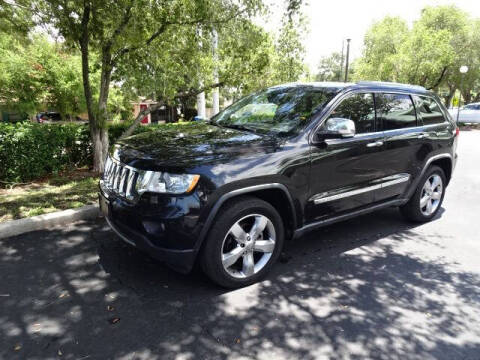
[211,86,338,135]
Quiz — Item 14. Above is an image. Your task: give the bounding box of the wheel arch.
[430,157,452,185]
[405,153,453,201]
[196,184,297,252]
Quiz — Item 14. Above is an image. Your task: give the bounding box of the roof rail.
[356,81,426,91]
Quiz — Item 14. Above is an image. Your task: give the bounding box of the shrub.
[0,122,92,183]
[0,121,196,183]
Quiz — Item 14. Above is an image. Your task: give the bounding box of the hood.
[113,123,280,172]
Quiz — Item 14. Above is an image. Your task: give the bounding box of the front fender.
[194,182,297,253]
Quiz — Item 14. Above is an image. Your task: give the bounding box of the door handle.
[366,141,384,148]
[417,133,427,139]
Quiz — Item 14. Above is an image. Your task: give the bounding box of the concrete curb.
[0,204,100,239]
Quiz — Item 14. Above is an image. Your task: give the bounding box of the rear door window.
[413,96,446,125]
[375,93,417,130]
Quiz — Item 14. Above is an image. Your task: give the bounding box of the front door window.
[326,93,375,134]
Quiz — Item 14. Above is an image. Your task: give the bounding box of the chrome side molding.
[311,173,411,205]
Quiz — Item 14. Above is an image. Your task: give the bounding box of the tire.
[201,196,284,288]
[400,165,446,222]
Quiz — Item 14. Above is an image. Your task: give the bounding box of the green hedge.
[0,121,194,183]
[0,122,91,183]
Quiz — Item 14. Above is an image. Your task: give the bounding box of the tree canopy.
[0,34,87,118]
[315,52,343,82]
[352,5,480,105]
[0,0,308,171]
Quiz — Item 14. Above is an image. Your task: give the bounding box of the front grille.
[103,155,140,200]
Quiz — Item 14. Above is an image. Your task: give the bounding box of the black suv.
[99,81,458,288]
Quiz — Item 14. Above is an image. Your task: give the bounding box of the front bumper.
[99,184,203,273]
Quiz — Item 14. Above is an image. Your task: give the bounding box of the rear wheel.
[400,165,446,222]
[201,197,284,288]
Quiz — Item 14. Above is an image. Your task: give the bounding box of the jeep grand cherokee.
[99,81,458,288]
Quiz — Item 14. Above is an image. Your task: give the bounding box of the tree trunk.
[462,90,472,105]
[121,101,165,139]
[444,86,456,108]
[80,3,108,173]
[93,52,113,172]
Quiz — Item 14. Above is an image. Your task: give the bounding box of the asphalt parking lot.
[1,129,480,360]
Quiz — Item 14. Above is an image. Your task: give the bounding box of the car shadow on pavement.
[1,207,479,359]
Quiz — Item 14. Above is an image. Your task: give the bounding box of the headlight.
[135,171,200,195]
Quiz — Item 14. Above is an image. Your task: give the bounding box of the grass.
[0,169,99,223]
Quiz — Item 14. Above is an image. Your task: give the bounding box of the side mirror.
[317,117,356,140]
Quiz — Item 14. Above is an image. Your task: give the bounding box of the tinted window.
[376,94,417,130]
[212,87,337,135]
[327,93,375,134]
[464,104,480,110]
[413,96,446,125]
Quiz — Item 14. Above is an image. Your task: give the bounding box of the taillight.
[455,127,460,137]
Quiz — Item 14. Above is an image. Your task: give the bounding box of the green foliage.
[354,16,409,81]
[218,21,277,94]
[395,24,455,88]
[108,86,134,123]
[115,10,286,105]
[0,0,32,35]
[272,5,308,84]
[31,36,88,118]
[0,122,91,182]
[111,0,309,111]
[315,52,343,82]
[449,18,480,103]
[0,34,43,115]
[0,33,87,118]
[0,121,197,182]
[353,5,480,103]
[21,0,269,170]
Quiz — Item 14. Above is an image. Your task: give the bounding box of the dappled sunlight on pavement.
[0,131,479,359]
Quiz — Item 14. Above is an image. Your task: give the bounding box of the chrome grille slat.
[118,167,128,195]
[108,163,117,188]
[113,164,121,191]
[104,157,113,181]
[126,170,136,199]
[103,155,139,201]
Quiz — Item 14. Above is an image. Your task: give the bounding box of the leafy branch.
[120,81,224,139]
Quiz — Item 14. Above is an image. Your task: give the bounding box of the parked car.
[99,81,458,288]
[36,111,62,123]
[36,112,87,124]
[448,103,480,124]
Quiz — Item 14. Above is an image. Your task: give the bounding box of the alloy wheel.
[420,174,443,216]
[221,214,276,279]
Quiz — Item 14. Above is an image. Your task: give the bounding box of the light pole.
[456,65,469,124]
[339,39,345,82]
[212,29,219,116]
[344,39,351,83]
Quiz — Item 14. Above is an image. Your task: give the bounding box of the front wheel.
[400,165,446,222]
[201,197,284,288]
